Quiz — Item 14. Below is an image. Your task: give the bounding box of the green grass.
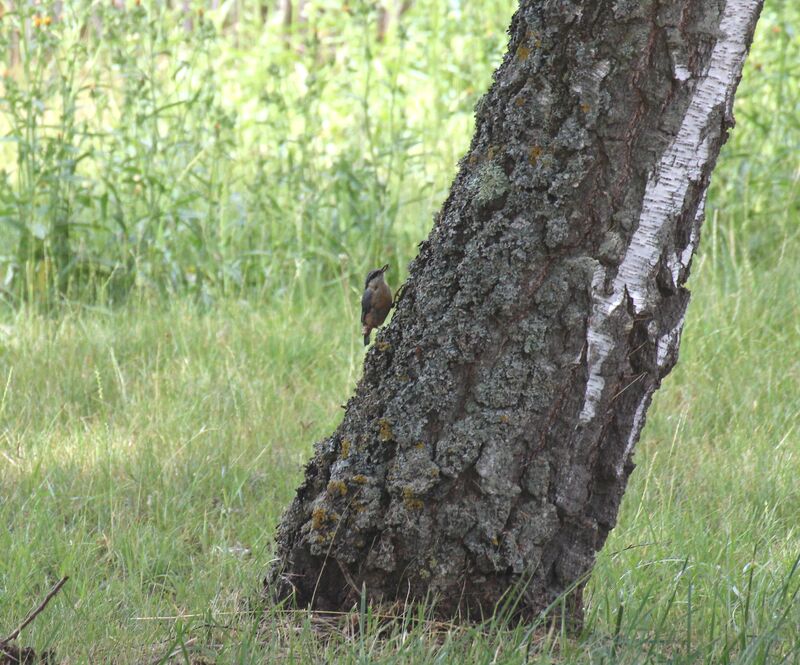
[1,221,799,663]
[1,0,800,663]
[0,0,511,303]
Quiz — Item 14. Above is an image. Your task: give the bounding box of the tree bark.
[266,0,763,621]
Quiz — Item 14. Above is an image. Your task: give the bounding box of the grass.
[2,217,799,663]
[0,0,511,303]
[1,0,799,663]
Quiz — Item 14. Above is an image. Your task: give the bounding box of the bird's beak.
[381,264,389,273]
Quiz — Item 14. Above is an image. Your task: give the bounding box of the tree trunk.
[266,0,763,621]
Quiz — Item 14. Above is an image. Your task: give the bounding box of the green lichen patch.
[473,94,488,120]
[523,457,551,498]
[472,162,509,209]
[522,314,549,355]
[544,215,569,249]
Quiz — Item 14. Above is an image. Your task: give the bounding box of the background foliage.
[1,0,510,304]
[0,0,798,662]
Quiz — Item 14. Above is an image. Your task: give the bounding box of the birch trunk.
[266,0,763,621]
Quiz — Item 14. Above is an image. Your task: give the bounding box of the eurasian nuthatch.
[361,264,392,346]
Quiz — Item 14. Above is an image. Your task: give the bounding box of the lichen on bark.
[265,0,764,621]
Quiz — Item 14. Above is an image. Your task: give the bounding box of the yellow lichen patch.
[377,341,392,352]
[340,439,351,459]
[516,44,531,60]
[487,145,497,160]
[327,479,348,497]
[499,414,510,424]
[414,442,426,450]
[514,96,526,107]
[378,418,393,442]
[311,506,328,530]
[352,474,368,485]
[580,102,591,113]
[529,145,543,165]
[311,506,340,531]
[402,487,424,511]
[491,536,500,546]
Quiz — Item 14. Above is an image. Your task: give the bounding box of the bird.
[361,264,392,346]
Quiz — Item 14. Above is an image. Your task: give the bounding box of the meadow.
[0,1,799,662]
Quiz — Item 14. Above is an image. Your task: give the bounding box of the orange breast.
[371,284,392,324]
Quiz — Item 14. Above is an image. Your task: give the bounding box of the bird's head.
[365,264,389,287]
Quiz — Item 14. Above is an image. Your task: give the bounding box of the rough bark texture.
[266,0,763,620]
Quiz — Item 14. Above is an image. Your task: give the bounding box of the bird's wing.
[361,288,372,325]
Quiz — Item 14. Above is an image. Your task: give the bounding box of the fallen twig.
[2,576,69,644]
